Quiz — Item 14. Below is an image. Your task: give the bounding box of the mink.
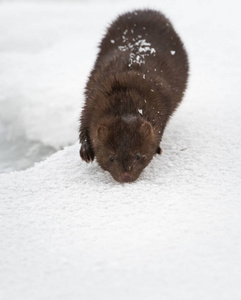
[79,9,189,183]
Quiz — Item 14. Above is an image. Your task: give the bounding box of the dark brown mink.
[79,9,189,183]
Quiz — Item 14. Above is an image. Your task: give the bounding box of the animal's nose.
[120,172,133,183]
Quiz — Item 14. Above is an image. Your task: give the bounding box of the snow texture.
[1,0,241,299]
[118,37,156,67]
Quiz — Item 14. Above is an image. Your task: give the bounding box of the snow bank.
[1,0,241,299]
[0,1,106,171]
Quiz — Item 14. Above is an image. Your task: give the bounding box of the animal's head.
[93,115,159,182]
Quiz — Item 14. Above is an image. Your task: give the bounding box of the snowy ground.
[1,0,241,299]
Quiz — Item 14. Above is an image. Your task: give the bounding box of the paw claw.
[156,147,162,155]
[80,143,95,163]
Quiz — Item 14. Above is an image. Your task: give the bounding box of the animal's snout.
[120,172,133,183]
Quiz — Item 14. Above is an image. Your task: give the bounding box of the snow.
[1,0,241,299]
[118,30,156,67]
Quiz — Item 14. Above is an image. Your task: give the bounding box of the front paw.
[79,142,95,163]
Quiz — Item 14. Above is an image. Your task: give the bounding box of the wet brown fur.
[79,9,189,182]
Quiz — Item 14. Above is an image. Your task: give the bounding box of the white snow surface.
[1,0,241,299]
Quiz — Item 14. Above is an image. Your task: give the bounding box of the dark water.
[0,129,56,173]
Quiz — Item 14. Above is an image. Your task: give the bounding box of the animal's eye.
[109,155,115,162]
[135,154,141,161]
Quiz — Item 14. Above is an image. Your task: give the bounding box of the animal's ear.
[140,121,154,137]
[96,125,108,141]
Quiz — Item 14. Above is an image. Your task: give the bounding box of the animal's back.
[91,9,188,109]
